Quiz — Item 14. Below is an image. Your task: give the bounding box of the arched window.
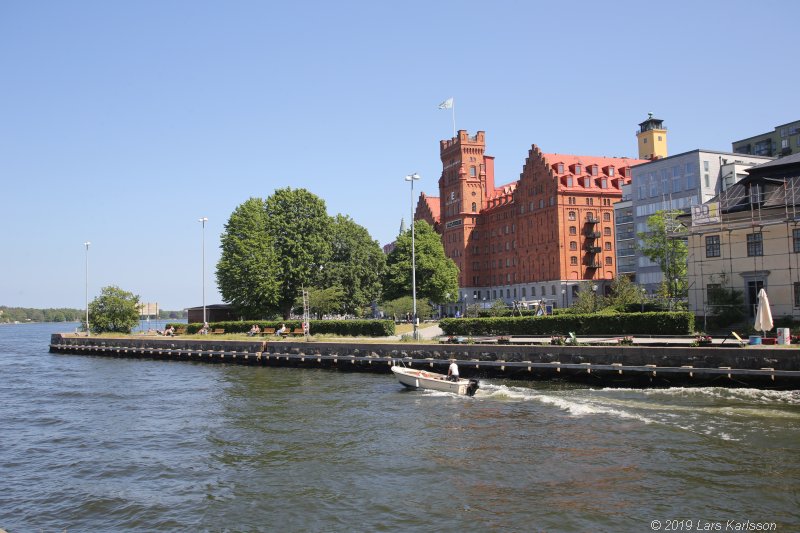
[472,202,477,212]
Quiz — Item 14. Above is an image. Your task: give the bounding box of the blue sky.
[1,0,797,310]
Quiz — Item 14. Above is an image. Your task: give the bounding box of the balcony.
[585,230,602,239]
[586,215,599,224]
[615,215,634,224]
[585,261,601,269]
[587,246,601,254]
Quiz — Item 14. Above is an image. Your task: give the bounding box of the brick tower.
[438,130,495,287]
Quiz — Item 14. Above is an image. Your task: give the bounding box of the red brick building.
[415,130,646,310]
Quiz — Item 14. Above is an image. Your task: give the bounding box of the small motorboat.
[391,365,479,396]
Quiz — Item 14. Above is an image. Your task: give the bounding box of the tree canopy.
[383,220,459,304]
[216,197,281,319]
[638,210,688,300]
[218,189,385,320]
[87,286,140,334]
[319,214,385,315]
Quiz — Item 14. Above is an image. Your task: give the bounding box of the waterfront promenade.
[50,331,800,389]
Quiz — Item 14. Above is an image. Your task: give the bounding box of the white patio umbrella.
[754,288,773,337]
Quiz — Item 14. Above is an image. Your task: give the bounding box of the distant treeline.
[0,306,187,323]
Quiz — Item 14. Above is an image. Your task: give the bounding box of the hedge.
[169,319,395,337]
[440,312,694,336]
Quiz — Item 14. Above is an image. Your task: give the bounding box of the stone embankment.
[49,334,800,389]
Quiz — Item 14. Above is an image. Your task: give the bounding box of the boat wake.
[472,382,800,442]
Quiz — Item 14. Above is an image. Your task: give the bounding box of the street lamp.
[404,173,420,340]
[84,241,90,335]
[198,217,208,326]
[592,284,598,312]
[561,288,566,309]
[641,287,647,313]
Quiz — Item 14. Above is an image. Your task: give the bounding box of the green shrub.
[440,312,694,336]
[171,319,395,337]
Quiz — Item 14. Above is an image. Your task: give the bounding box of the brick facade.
[416,130,646,307]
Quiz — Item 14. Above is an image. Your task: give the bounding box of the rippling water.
[1,323,799,532]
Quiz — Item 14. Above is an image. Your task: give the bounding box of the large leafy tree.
[86,286,140,334]
[319,214,385,315]
[265,188,332,318]
[216,197,280,319]
[638,210,688,300]
[383,220,459,304]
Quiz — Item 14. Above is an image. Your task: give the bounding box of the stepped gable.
[414,191,441,231]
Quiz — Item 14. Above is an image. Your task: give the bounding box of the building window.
[643,138,648,144]
[575,164,581,174]
[557,163,564,173]
[795,283,800,308]
[570,241,577,251]
[604,227,611,236]
[603,212,611,222]
[569,226,577,235]
[591,165,598,176]
[703,161,709,171]
[705,235,721,257]
[794,229,800,253]
[747,233,763,257]
[470,166,476,177]
[568,211,576,221]
[570,256,578,266]
[605,257,612,265]
[565,176,573,187]
[601,178,608,188]
[471,202,477,212]
[604,242,611,251]
[608,167,615,176]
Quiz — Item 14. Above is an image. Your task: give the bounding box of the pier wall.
[49,334,800,389]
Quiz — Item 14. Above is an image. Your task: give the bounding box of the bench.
[175,327,186,335]
[262,328,276,336]
[212,328,225,335]
[291,328,305,336]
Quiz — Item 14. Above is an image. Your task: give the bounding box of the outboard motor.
[466,379,479,397]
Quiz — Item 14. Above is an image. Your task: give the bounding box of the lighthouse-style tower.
[438,130,495,286]
[636,113,668,160]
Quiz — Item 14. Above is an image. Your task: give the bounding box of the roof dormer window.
[556,163,564,174]
[608,166,615,177]
[590,165,598,176]
[574,164,582,175]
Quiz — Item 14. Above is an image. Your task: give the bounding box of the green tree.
[265,188,332,318]
[86,286,140,334]
[571,282,604,314]
[298,286,345,319]
[381,296,435,321]
[383,220,459,305]
[638,210,688,301]
[320,214,385,315]
[604,276,647,312]
[216,198,280,319]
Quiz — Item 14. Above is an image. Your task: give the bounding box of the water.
[1,323,799,532]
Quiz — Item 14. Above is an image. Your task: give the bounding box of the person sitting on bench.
[276,324,288,337]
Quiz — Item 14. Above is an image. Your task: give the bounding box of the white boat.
[391,365,479,396]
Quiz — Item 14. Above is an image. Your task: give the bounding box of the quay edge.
[49,333,800,389]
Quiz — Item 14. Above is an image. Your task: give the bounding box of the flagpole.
[451,100,456,137]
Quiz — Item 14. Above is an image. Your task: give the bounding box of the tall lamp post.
[404,173,420,340]
[199,217,208,326]
[84,241,90,335]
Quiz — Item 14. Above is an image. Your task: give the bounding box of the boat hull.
[391,366,478,396]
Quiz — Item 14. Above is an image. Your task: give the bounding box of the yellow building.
[636,113,668,160]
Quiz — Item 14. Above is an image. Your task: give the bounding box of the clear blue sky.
[1,0,797,310]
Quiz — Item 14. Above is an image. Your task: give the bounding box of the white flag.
[438,97,453,110]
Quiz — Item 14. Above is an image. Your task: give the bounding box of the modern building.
[187,304,238,323]
[614,182,636,279]
[732,120,800,158]
[682,152,800,322]
[415,130,645,313]
[629,150,772,293]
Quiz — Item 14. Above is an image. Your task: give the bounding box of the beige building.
[683,153,800,322]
